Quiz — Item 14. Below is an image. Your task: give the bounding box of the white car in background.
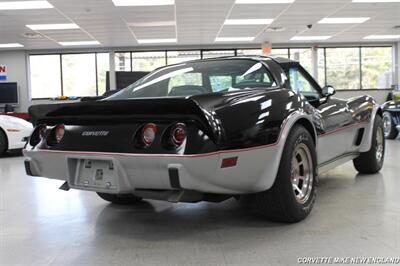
[0,115,33,155]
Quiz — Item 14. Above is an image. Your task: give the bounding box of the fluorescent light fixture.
[353,0,400,2]
[58,41,100,46]
[235,0,294,4]
[128,21,175,27]
[290,36,331,41]
[26,23,79,30]
[0,43,24,48]
[112,0,174,6]
[318,17,370,24]
[215,37,254,42]
[364,35,400,39]
[137,38,177,44]
[0,1,53,10]
[225,19,274,25]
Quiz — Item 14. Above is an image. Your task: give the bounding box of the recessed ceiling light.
[0,1,53,10]
[58,41,100,46]
[290,36,331,41]
[26,23,80,30]
[137,38,177,44]
[0,43,24,48]
[353,0,400,2]
[127,21,175,27]
[112,0,174,6]
[215,37,254,42]
[235,0,294,4]
[225,19,274,25]
[318,17,370,24]
[363,35,400,39]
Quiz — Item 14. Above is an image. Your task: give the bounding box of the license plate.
[72,159,117,190]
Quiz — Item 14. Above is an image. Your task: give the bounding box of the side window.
[288,68,320,101]
[210,76,232,92]
[234,63,276,88]
[168,73,202,92]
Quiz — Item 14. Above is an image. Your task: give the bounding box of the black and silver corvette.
[24,56,385,222]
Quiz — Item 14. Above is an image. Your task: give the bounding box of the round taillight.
[142,123,157,146]
[171,123,186,146]
[54,124,65,143]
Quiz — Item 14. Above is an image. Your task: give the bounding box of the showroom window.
[115,52,131,71]
[62,54,97,97]
[202,50,235,59]
[317,46,393,90]
[29,54,62,99]
[132,52,166,71]
[96,53,110,95]
[317,48,326,87]
[361,47,392,89]
[167,51,201,64]
[271,48,289,58]
[325,47,361,90]
[236,49,263,56]
[29,46,394,99]
[30,52,110,98]
[290,48,312,74]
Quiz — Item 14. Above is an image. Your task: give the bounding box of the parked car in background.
[0,115,32,155]
[24,56,385,222]
[382,100,400,139]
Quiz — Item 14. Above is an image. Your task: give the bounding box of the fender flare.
[253,110,317,191]
[359,104,381,153]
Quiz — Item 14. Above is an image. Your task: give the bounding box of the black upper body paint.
[28,57,376,155]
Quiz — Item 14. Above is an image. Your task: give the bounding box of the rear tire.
[353,115,385,174]
[97,192,142,205]
[247,125,317,223]
[0,130,8,156]
[382,111,398,139]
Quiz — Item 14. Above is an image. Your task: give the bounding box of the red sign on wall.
[0,65,7,80]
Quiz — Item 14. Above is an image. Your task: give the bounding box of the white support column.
[394,42,400,85]
[109,50,116,90]
[311,45,318,81]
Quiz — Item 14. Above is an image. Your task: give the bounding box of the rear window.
[107,59,277,99]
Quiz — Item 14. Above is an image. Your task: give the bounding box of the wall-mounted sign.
[261,42,272,55]
[0,65,7,81]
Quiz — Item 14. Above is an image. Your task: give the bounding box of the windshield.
[107,59,277,100]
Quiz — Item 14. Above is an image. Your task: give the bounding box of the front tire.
[353,115,385,174]
[382,111,398,139]
[97,192,142,205]
[248,125,317,223]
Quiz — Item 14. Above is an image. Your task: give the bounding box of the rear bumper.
[23,145,282,195]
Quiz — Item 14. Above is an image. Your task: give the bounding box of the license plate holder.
[70,158,117,191]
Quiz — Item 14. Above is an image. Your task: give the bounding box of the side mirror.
[322,85,336,97]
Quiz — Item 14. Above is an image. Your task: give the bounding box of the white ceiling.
[0,0,399,50]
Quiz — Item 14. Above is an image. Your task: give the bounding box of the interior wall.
[0,51,30,112]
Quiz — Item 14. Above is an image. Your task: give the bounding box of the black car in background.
[382,100,400,139]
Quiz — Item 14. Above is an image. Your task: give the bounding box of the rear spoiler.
[29,97,221,143]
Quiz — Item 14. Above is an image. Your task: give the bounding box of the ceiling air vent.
[265,26,286,32]
[22,32,43,39]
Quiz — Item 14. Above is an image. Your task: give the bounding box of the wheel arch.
[0,126,9,151]
[292,117,317,146]
[253,112,317,192]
